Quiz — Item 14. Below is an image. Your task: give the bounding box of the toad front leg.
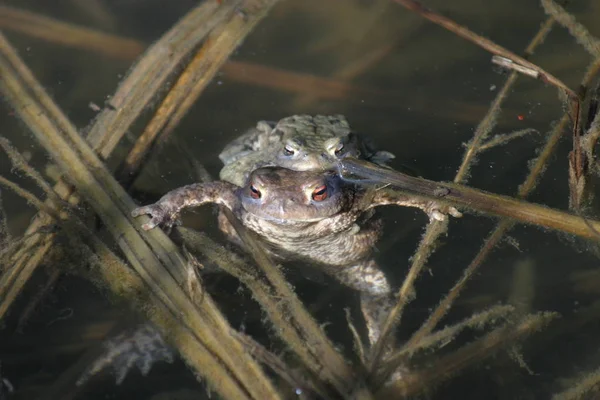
[132,181,239,230]
[369,189,462,222]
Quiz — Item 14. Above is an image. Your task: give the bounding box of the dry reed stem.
[222,210,373,398]
[122,1,365,393]
[234,331,326,399]
[0,5,509,124]
[477,128,539,152]
[71,231,259,400]
[367,217,448,370]
[368,14,557,373]
[541,0,600,58]
[0,230,43,263]
[0,5,144,60]
[379,312,558,398]
[0,0,275,345]
[394,0,588,203]
[0,191,9,244]
[380,304,514,378]
[0,0,236,327]
[84,1,240,157]
[545,301,600,398]
[0,187,71,321]
[553,366,600,400]
[0,138,70,214]
[394,117,568,360]
[345,308,367,365]
[539,0,600,208]
[0,139,68,321]
[177,227,369,399]
[16,268,61,331]
[342,158,600,239]
[392,0,576,100]
[583,105,600,176]
[391,62,600,382]
[1,3,360,396]
[0,5,398,108]
[0,175,59,223]
[399,57,600,360]
[0,32,281,400]
[118,0,281,184]
[0,233,54,320]
[0,5,136,59]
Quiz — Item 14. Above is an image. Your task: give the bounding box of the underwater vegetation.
[2,0,600,399]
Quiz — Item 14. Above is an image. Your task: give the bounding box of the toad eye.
[250,185,261,199]
[334,143,344,156]
[283,145,295,156]
[311,185,328,202]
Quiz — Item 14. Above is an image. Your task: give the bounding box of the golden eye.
[250,185,261,199]
[283,145,295,156]
[311,185,328,201]
[334,143,344,156]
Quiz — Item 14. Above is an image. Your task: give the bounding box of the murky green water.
[2,0,600,399]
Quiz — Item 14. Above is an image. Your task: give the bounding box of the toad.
[218,114,395,186]
[132,166,456,344]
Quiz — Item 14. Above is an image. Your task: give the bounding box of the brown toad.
[132,166,451,344]
[218,114,394,186]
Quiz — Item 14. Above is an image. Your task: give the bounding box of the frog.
[132,166,460,344]
[218,114,395,187]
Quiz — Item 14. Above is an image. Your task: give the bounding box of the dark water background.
[2,0,600,398]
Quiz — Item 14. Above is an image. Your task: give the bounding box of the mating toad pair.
[133,115,458,345]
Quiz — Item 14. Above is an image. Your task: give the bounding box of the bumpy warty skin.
[135,168,383,275]
[219,115,351,165]
[234,208,382,269]
[218,114,394,186]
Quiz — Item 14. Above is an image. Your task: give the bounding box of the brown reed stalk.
[177,227,365,400]
[553,366,600,400]
[342,158,600,239]
[0,0,236,324]
[0,4,368,397]
[380,312,558,397]
[0,5,144,60]
[216,211,373,399]
[384,304,514,364]
[118,0,282,184]
[391,0,576,100]
[541,0,600,58]
[398,56,600,356]
[367,14,559,372]
[393,0,591,210]
[0,5,400,108]
[375,57,600,391]
[0,31,281,400]
[476,128,539,152]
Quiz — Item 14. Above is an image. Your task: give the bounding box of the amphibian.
[132,166,456,343]
[218,114,394,186]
